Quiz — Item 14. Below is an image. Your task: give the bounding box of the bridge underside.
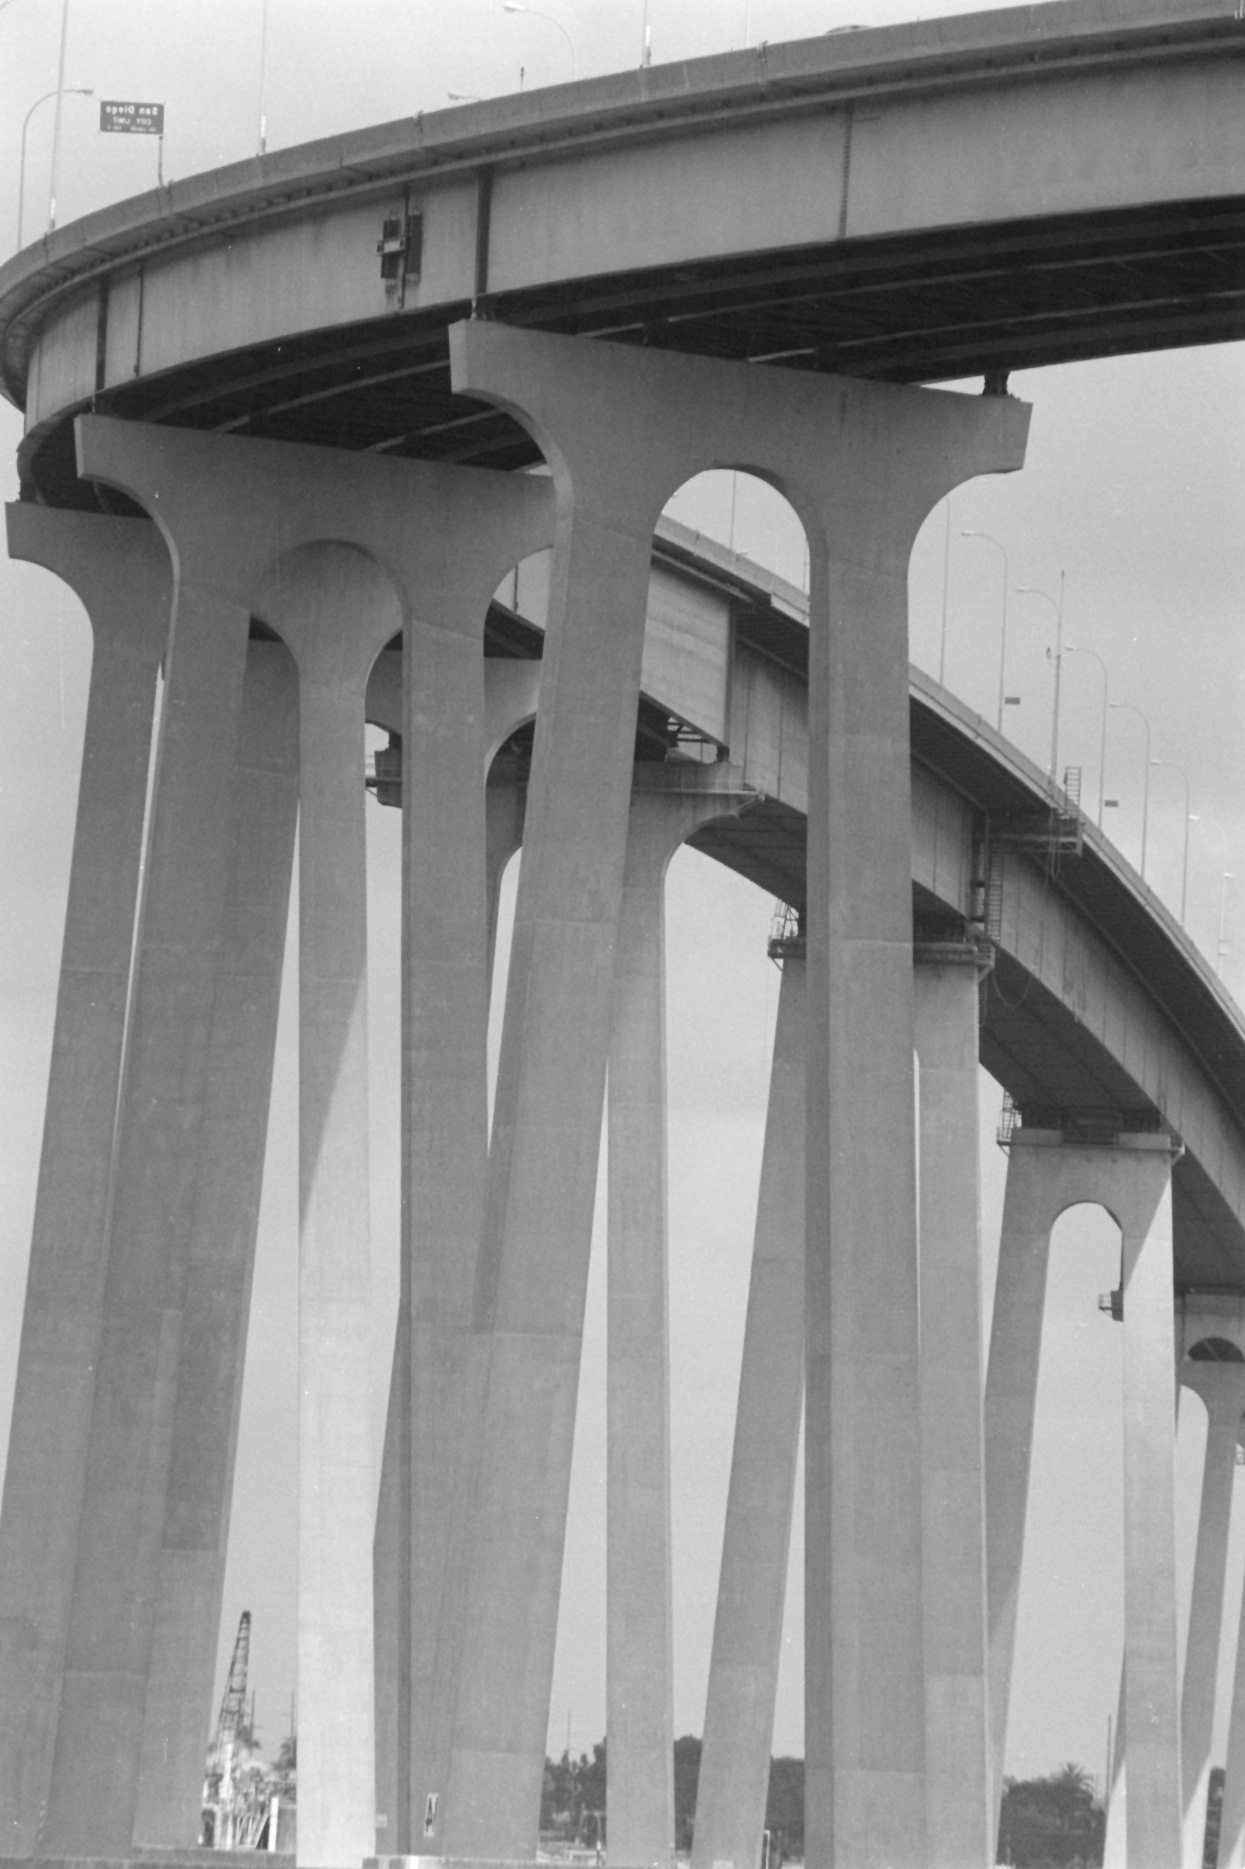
[23,193,1245,511]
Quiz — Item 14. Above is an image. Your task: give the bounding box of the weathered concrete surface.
[914,949,992,1869]
[985,1131,1181,1869]
[692,952,804,1869]
[607,771,749,1869]
[436,320,1027,1866]
[0,510,168,1858]
[62,415,556,1867]
[984,1136,1062,1828]
[1118,1142,1183,1869]
[1215,1415,1245,1869]
[1178,1356,1245,1869]
[391,494,549,1859]
[39,547,252,1851]
[133,641,299,1847]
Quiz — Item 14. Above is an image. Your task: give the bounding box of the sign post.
[99,100,166,183]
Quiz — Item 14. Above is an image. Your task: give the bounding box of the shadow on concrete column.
[985,1126,1182,1869]
[0,508,168,1858]
[438,319,1027,1866]
[914,941,992,1869]
[1178,1350,1245,1869]
[133,638,299,1846]
[692,944,804,1869]
[608,772,750,1869]
[40,550,252,1853]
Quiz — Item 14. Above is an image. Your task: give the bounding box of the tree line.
[542,1745,1128,1867]
[540,1737,803,1863]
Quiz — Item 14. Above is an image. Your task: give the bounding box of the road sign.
[100,101,164,136]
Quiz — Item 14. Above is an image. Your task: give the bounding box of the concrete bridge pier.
[692,941,805,1869]
[57,417,558,1867]
[131,637,300,1849]
[912,940,993,1869]
[34,470,254,1855]
[362,624,544,1851]
[985,1127,1183,1869]
[606,770,749,1869]
[1213,1415,1245,1869]
[0,509,169,1857]
[383,490,551,1863]
[1178,1353,1245,1869]
[431,318,1027,1867]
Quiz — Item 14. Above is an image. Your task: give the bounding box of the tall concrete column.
[1214,1417,1245,1869]
[373,742,533,1849]
[252,540,404,1869]
[73,414,553,1866]
[364,646,539,1849]
[800,419,1026,1869]
[394,515,551,1860]
[0,508,169,1857]
[983,1133,1062,1829]
[608,771,747,1869]
[133,638,300,1846]
[984,1125,1181,1869]
[1118,1137,1183,1869]
[1179,1355,1245,1869]
[442,319,1027,1862]
[691,944,805,1869]
[913,940,992,1869]
[40,553,253,1853]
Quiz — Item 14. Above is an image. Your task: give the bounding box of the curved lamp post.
[1190,815,1234,977]
[1151,757,1192,927]
[502,2,578,77]
[18,85,92,249]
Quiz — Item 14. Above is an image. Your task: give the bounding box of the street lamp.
[1190,816,1234,977]
[257,0,271,154]
[1151,758,1192,927]
[1107,701,1152,881]
[502,2,578,77]
[18,85,92,249]
[961,529,1009,732]
[1016,575,1066,788]
[1064,643,1109,827]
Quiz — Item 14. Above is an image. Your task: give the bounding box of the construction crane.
[203,1612,277,1849]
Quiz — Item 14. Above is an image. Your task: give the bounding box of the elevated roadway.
[2,0,1245,505]
[4,7,1245,1859]
[469,515,1245,1294]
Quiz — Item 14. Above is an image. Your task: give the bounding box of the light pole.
[257,0,271,154]
[1064,643,1109,827]
[46,0,70,229]
[961,529,1009,731]
[1190,816,1234,976]
[1151,758,1192,927]
[18,85,92,249]
[1016,575,1066,788]
[1107,701,1152,880]
[502,2,577,77]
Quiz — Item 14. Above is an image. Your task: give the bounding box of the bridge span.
[2,4,1245,1868]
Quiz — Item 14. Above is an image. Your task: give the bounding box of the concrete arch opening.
[1008,1200,1123,1792]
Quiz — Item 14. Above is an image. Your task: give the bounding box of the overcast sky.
[2,0,1245,1801]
